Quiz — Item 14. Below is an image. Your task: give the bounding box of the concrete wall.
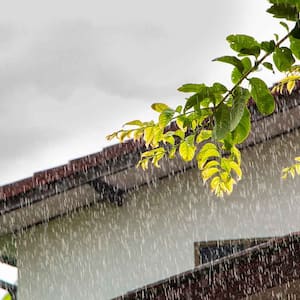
[17,130,300,299]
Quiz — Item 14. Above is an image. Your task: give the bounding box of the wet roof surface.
[113,232,300,300]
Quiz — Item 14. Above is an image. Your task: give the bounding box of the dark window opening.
[194,237,272,266]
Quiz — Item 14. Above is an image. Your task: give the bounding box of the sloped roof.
[113,232,300,300]
[0,81,300,218]
[0,139,143,200]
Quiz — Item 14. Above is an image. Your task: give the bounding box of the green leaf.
[222,133,234,151]
[196,130,212,144]
[267,4,298,21]
[268,0,299,4]
[178,83,206,93]
[184,93,203,112]
[232,107,251,144]
[231,57,252,84]
[175,105,183,113]
[226,34,260,58]
[179,139,196,162]
[280,21,290,31]
[291,20,300,39]
[124,120,143,127]
[230,87,250,131]
[290,36,300,59]
[183,86,215,112]
[273,47,295,72]
[260,40,276,53]
[213,56,244,72]
[158,109,174,129]
[263,62,274,72]
[151,103,169,113]
[211,82,227,94]
[213,103,231,140]
[249,77,275,115]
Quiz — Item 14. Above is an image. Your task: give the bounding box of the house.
[1,83,300,299]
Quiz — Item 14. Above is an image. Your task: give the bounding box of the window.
[194,237,271,266]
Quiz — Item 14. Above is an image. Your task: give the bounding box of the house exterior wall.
[17,130,300,300]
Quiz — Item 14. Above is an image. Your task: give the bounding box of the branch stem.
[216,31,291,108]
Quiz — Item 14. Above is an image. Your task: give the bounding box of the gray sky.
[0,0,288,184]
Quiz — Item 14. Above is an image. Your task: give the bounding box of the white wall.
[17,130,300,299]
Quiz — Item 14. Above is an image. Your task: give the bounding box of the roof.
[112,232,300,299]
[0,81,300,233]
[0,139,143,200]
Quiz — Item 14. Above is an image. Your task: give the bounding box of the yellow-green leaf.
[287,80,296,94]
[106,132,118,141]
[231,146,241,165]
[151,126,163,147]
[124,120,143,127]
[197,143,221,169]
[133,129,143,141]
[119,130,130,142]
[295,164,300,174]
[290,168,296,178]
[152,151,165,168]
[151,103,169,113]
[220,158,231,173]
[202,167,220,183]
[163,135,175,145]
[223,177,235,194]
[203,160,219,169]
[144,127,154,147]
[229,160,242,179]
[137,158,149,170]
[179,140,196,162]
[174,129,185,139]
[196,130,212,144]
[210,176,220,189]
[3,293,12,300]
[159,109,175,129]
[169,146,177,159]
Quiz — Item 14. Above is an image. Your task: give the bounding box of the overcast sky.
[0,0,289,185]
